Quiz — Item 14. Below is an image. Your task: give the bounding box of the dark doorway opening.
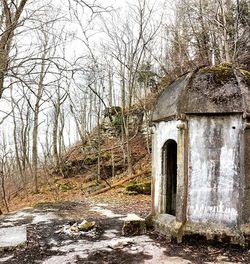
[162,140,177,216]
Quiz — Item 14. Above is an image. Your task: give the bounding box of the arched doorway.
[162,140,177,216]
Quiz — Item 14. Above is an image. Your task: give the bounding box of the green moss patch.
[124,181,151,195]
[198,64,236,86]
[56,182,73,192]
[240,69,250,87]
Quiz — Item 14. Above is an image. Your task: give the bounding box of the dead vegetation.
[5,125,152,213]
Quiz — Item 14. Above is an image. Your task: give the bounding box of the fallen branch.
[90,171,149,196]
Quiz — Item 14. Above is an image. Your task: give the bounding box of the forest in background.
[0,0,249,211]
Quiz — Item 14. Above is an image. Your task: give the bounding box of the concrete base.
[153,214,248,246]
[0,226,27,248]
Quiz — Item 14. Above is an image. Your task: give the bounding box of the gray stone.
[0,226,27,248]
[0,255,14,262]
[122,214,146,236]
[161,257,191,264]
[205,262,242,264]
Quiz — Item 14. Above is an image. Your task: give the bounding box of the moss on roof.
[152,64,250,122]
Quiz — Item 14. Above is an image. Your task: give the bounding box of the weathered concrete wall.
[152,120,178,213]
[188,115,243,226]
[243,127,250,223]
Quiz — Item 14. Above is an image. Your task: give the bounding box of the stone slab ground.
[0,226,27,248]
[0,199,249,264]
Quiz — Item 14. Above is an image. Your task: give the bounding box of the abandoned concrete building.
[151,65,250,245]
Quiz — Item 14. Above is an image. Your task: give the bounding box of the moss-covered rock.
[112,114,123,133]
[84,155,98,165]
[84,151,111,165]
[100,150,111,160]
[124,181,151,195]
[57,182,73,192]
[78,220,96,231]
[123,190,139,195]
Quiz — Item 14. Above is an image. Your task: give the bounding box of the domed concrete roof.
[152,65,250,122]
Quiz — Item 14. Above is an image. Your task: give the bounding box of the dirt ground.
[0,194,250,264]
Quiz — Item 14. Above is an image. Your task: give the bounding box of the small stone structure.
[150,65,250,245]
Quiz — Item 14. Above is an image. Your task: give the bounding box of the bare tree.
[51,81,68,169]
[101,0,162,174]
[167,0,250,70]
[0,0,29,97]
[0,132,10,212]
